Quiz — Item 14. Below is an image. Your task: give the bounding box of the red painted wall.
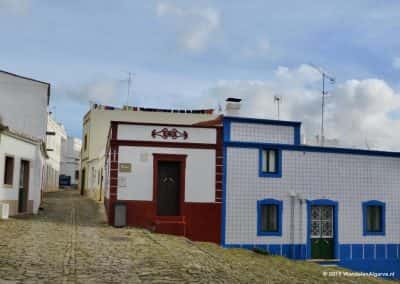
[105,199,221,244]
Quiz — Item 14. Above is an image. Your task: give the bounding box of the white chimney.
[225,98,242,116]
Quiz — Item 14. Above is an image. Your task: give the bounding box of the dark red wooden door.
[156,161,181,216]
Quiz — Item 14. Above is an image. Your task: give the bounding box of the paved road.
[0,190,390,284]
[0,190,239,284]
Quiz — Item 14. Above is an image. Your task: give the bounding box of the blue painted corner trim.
[306,199,339,259]
[258,148,282,178]
[223,119,231,142]
[221,122,231,246]
[362,200,386,236]
[257,199,283,236]
[294,125,301,145]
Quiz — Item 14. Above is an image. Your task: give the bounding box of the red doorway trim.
[153,154,187,218]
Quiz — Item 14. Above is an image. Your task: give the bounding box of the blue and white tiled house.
[221,115,400,277]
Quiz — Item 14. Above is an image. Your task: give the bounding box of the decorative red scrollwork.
[151,128,188,140]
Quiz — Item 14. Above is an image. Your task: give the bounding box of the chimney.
[225,98,242,116]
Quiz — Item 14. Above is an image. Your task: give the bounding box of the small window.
[75,170,79,180]
[257,199,282,236]
[363,200,385,236]
[259,149,282,177]
[262,149,278,173]
[84,135,88,151]
[3,156,14,186]
[261,204,278,232]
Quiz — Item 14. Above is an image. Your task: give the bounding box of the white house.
[104,119,222,243]
[60,136,82,187]
[81,104,217,200]
[0,70,50,215]
[222,113,400,277]
[45,114,67,192]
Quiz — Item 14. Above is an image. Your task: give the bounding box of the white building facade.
[0,70,50,215]
[60,137,81,187]
[104,121,222,243]
[81,104,217,200]
[45,115,67,192]
[222,116,400,277]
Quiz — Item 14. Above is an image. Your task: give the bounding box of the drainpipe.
[289,192,296,258]
[298,194,304,259]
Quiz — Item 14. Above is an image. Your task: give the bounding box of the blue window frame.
[259,148,282,178]
[362,200,385,236]
[257,199,283,236]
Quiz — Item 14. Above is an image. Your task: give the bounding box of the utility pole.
[309,64,335,146]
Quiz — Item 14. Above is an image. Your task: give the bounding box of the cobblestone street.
[0,190,392,284]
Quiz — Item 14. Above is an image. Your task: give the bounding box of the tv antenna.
[309,63,335,146]
[274,95,282,120]
[123,71,135,106]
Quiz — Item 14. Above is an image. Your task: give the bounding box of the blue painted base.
[339,260,400,279]
[223,243,400,279]
[224,244,308,259]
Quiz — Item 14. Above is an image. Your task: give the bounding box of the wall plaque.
[151,128,188,140]
[119,163,132,173]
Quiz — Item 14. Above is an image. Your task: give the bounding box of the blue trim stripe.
[220,129,228,246]
[224,244,307,259]
[294,125,301,145]
[225,141,400,158]
[223,119,231,142]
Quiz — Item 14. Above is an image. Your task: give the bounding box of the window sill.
[2,184,13,189]
[259,172,282,178]
[363,231,385,236]
[257,231,282,237]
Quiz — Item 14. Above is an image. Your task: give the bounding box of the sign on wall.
[119,163,132,173]
[151,128,188,140]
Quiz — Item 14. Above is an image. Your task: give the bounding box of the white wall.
[230,122,295,144]
[0,72,49,140]
[45,115,67,191]
[117,146,216,203]
[225,147,400,245]
[0,133,44,214]
[60,137,81,185]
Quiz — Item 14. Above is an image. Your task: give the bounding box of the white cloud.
[156,2,220,52]
[59,79,120,105]
[0,0,30,15]
[393,57,400,70]
[203,64,400,150]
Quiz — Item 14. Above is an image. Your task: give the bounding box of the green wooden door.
[311,206,334,259]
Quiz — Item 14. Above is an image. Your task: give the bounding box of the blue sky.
[1,0,400,149]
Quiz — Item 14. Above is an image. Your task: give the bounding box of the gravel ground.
[0,190,394,283]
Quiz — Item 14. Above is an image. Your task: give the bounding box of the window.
[259,148,282,177]
[75,170,79,180]
[3,156,14,186]
[363,200,385,236]
[257,199,282,236]
[84,135,88,151]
